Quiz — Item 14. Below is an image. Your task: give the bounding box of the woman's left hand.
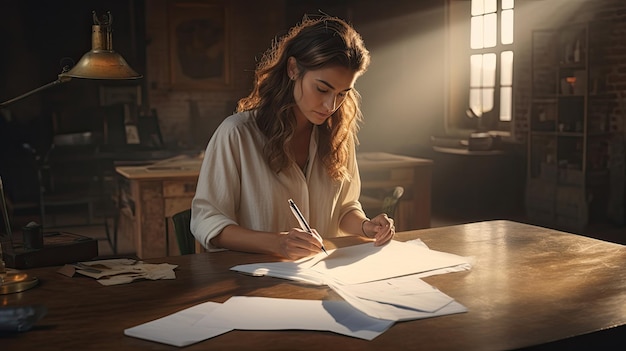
[362,213,395,246]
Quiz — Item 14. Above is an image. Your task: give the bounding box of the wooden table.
[4,220,626,350]
[115,152,432,259]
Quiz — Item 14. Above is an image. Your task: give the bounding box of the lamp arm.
[0,75,72,108]
[1,177,12,275]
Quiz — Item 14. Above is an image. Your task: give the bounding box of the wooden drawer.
[163,180,197,198]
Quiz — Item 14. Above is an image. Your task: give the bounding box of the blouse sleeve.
[337,139,365,227]
[190,117,242,251]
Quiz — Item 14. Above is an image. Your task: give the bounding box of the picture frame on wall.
[168,0,231,89]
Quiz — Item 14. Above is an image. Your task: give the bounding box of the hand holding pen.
[288,199,329,255]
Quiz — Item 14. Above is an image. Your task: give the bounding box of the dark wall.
[0,0,144,133]
[1,0,526,220]
[2,0,443,156]
[0,0,145,203]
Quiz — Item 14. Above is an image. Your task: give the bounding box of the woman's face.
[290,60,358,126]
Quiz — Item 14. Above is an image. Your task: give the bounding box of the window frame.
[444,0,515,139]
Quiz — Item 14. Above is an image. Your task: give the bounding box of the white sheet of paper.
[310,240,470,285]
[327,278,467,321]
[330,291,467,322]
[339,274,454,312]
[231,240,471,286]
[234,261,328,285]
[195,296,394,341]
[124,302,232,347]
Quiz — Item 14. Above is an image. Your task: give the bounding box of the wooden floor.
[7,203,626,259]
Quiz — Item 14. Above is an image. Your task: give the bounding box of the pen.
[288,199,328,255]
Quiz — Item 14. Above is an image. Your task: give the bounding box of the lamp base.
[0,270,39,294]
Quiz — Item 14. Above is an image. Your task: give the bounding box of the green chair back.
[172,208,195,255]
[381,186,405,219]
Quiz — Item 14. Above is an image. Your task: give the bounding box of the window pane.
[501,9,514,44]
[485,0,497,13]
[461,0,515,132]
[500,87,512,121]
[469,88,483,117]
[501,51,514,85]
[484,13,497,48]
[471,16,484,49]
[483,53,497,87]
[471,0,484,16]
[470,55,483,87]
[502,0,514,10]
[483,88,494,112]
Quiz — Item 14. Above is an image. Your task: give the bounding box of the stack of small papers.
[62,258,178,286]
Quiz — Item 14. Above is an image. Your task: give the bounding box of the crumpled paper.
[60,258,178,286]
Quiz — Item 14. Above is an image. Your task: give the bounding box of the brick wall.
[594,0,626,132]
[515,0,626,140]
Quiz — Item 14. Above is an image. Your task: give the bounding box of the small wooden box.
[2,231,98,269]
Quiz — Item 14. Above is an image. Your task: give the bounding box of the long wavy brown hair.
[237,15,370,181]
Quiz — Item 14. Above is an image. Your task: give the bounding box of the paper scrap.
[71,259,178,285]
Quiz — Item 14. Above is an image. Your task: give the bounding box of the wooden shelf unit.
[526,22,614,232]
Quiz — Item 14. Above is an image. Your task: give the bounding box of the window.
[445,0,515,137]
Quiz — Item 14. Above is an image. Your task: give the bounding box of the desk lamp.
[0,11,141,294]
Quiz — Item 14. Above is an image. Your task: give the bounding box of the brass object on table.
[0,177,39,295]
[0,269,39,295]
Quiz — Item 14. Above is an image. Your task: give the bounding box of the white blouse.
[190,111,364,251]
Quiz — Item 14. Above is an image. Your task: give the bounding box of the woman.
[191,15,395,260]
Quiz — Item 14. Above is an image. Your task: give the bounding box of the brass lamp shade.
[60,12,141,80]
[62,50,141,79]
[0,11,141,108]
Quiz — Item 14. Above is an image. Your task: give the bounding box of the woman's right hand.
[278,228,323,260]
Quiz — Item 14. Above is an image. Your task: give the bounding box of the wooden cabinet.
[526,22,613,232]
[357,152,432,231]
[115,165,199,258]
